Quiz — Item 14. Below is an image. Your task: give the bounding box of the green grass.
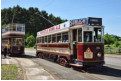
[25,47,35,49]
[1,64,19,80]
[104,45,121,55]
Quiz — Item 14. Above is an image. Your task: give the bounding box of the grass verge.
[1,64,23,80]
[25,47,35,49]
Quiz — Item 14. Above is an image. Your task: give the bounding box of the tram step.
[70,63,83,67]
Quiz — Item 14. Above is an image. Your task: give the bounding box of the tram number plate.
[84,48,93,59]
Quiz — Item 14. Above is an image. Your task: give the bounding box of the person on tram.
[86,33,90,42]
[58,38,62,43]
[63,36,68,43]
[94,36,98,42]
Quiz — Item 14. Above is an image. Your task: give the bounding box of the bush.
[114,41,120,47]
[118,45,121,48]
[26,35,35,47]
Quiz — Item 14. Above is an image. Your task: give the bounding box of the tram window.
[84,31,92,42]
[52,35,56,43]
[11,38,16,45]
[48,35,51,43]
[16,38,24,45]
[62,32,68,43]
[78,28,82,42]
[37,38,40,43]
[42,37,44,43]
[40,37,42,43]
[45,36,48,43]
[94,28,102,42]
[2,40,8,45]
[22,25,25,32]
[57,33,62,43]
[73,29,77,41]
[5,28,8,32]
[12,25,16,31]
[17,26,22,31]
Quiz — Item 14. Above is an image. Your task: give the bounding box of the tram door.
[72,29,77,59]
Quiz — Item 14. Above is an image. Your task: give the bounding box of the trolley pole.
[35,12,55,26]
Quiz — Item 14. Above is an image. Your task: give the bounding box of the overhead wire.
[34,0,55,26]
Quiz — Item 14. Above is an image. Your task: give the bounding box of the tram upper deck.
[2,23,25,39]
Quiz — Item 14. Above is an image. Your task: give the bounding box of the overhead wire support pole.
[11,0,20,24]
[35,12,55,26]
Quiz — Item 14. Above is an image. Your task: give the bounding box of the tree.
[114,41,120,47]
[26,35,35,47]
[104,33,117,45]
[1,5,67,47]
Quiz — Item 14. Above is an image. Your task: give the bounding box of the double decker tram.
[2,23,25,56]
[36,17,104,69]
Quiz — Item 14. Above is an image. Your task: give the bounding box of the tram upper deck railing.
[2,23,25,34]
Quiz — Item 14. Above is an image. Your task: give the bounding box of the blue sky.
[1,0,121,37]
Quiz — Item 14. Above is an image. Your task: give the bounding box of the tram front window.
[11,38,24,46]
[16,38,24,45]
[84,31,92,42]
[94,28,103,42]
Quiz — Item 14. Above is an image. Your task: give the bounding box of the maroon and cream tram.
[36,17,104,68]
[2,23,25,56]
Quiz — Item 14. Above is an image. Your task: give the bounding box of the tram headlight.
[97,52,101,57]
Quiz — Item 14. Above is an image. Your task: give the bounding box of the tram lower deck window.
[45,36,48,43]
[48,35,51,43]
[94,28,102,42]
[52,35,56,43]
[11,38,24,46]
[57,33,61,43]
[16,38,24,45]
[42,37,44,43]
[37,38,40,43]
[62,32,68,43]
[84,31,92,42]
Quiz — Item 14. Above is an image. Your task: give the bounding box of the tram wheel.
[59,58,68,66]
[38,53,43,58]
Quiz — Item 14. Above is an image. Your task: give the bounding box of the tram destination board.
[88,17,102,26]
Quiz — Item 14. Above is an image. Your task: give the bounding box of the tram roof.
[37,17,103,37]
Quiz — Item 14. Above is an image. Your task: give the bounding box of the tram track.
[24,49,121,80]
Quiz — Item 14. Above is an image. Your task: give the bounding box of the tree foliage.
[104,33,121,47]
[1,5,67,47]
[25,35,35,47]
[1,5,66,37]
